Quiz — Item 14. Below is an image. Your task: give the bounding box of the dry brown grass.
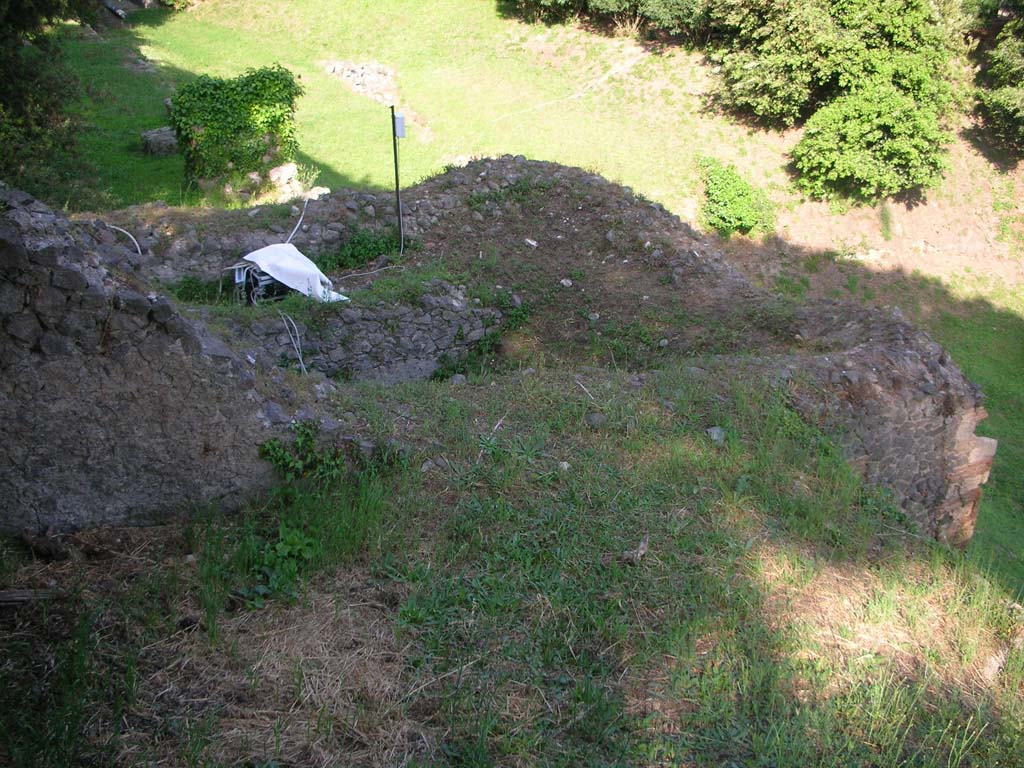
[753,542,1010,701]
[119,575,435,767]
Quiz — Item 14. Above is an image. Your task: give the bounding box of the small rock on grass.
[585,412,608,429]
[559,278,573,288]
[450,373,467,386]
[706,426,726,444]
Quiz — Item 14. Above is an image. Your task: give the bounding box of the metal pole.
[391,105,405,256]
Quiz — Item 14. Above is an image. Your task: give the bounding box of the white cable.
[278,311,307,375]
[107,224,142,259]
[286,198,310,244]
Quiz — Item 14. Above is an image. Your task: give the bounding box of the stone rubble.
[213,280,501,383]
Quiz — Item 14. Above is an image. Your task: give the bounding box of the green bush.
[316,227,402,273]
[791,83,949,200]
[169,64,304,181]
[708,0,960,125]
[507,0,707,33]
[704,0,964,199]
[980,19,1024,150]
[698,157,775,237]
[706,0,842,125]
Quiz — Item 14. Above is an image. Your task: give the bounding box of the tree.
[980,16,1024,150]
[791,82,949,199]
[0,0,95,191]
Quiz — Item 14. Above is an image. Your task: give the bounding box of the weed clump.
[193,422,390,626]
[165,275,231,304]
[698,157,775,238]
[316,227,404,273]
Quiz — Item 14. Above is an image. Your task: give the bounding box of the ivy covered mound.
[169,64,303,182]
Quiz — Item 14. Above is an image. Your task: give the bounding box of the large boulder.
[141,126,179,157]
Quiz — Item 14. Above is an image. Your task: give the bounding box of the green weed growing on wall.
[169,64,303,181]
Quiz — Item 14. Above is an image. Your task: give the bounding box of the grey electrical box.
[393,113,406,138]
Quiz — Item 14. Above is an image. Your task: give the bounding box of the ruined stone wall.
[777,303,996,546]
[211,282,502,383]
[0,186,284,533]
[0,185,506,533]
[111,186,465,284]
[1,155,999,544]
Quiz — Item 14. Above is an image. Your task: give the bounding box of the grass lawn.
[4,366,1024,765]
[59,0,785,210]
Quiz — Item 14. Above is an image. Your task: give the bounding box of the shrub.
[791,83,949,200]
[698,157,775,237]
[316,227,403,273]
[707,0,843,125]
[980,20,1024,150]
[507,0,706,33]
[0,0,94,204]
[708,0,960,125]
[170,64,304,181]
[705,0,964,199]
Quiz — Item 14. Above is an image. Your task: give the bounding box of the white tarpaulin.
[242,243,349,303]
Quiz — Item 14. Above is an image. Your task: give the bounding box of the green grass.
[61,23,199,208]
[52,1,785,212]
[3,367,1022,765]
[378,368,1022,765]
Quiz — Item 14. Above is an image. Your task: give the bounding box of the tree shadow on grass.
[392,364,1021,764]
[958,12,1023,174]
[960,120,1022,174]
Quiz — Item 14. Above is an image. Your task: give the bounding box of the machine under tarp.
[241,243,348,303]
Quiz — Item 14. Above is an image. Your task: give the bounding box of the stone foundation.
[774,302,998,545]
[211,281,501,383]
[1,156,1000,542]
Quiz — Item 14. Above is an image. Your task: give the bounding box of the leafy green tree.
[705,0,964,199]
[705,0,841,125]
[791,82,948,199]
[509,0,706,32]
[980,18,1024,150]
[0,0,95,195]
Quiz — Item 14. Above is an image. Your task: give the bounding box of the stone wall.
[0,186,284,533]
[210,281,502,383]
[110,188,461,285]
[0,184,506,533]
[786,303,996,546]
